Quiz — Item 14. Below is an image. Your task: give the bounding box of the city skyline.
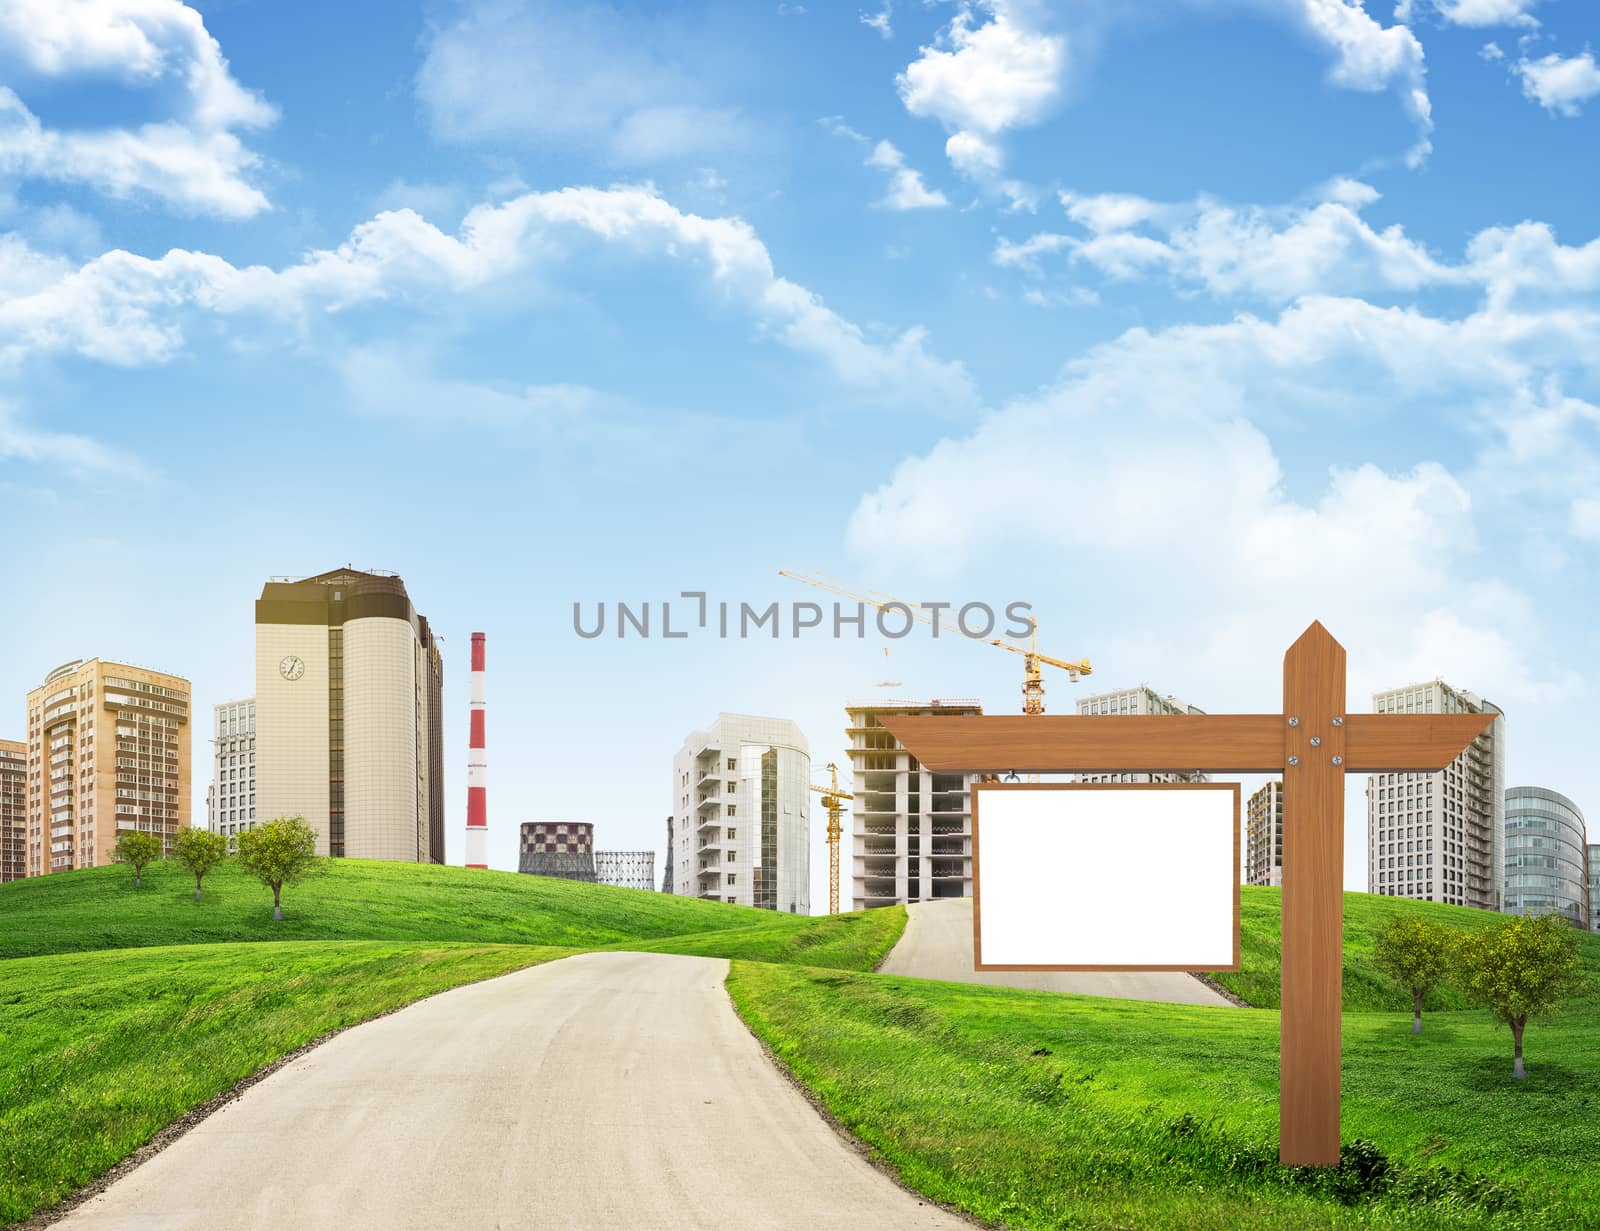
[2,1,1598,899]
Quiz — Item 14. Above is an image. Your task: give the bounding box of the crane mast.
[809,762,853,915]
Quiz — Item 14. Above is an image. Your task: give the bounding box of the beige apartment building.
[1,738,25,882]
[24,659,191,876]
[1246,780,1284,887]
[846,699,982,909]
[255,568,445,863]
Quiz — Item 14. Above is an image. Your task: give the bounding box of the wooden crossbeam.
[879,713,1491,774]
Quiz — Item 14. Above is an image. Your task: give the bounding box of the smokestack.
[465,632,488,869]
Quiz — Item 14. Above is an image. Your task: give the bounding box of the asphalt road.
[878,898,1236,1006]
[59,951,967,1231]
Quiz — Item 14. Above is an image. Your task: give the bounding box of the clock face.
[279,655,306,682]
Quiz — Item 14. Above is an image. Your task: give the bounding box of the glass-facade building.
[1504,786,1588,927]
[1589,843,1600,934]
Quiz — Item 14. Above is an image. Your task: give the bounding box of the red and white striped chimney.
[465,632,488,869]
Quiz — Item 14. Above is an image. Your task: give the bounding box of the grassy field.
[0,861,905,1226]
[0,941,571,1226]
[730,960,1600,1230]
[0,859,822,960]
[6,859,1599,1230]
[1216,886,1600,1011]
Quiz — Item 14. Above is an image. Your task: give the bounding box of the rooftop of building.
[843,698,982,712]
[33,658,191,691]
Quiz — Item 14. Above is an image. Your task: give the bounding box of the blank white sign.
[974,784,1239,971]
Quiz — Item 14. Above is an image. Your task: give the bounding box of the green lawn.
[0,859,830,960]
[1216,887,1600,1011]
[0,941,571,1226]
[607,904,905,971]
[729,961,1600,1230]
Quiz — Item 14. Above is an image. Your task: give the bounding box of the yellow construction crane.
[809,762,854,915]
[778,569,1092,714]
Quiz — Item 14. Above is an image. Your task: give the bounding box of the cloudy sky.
[2,0,1596,900]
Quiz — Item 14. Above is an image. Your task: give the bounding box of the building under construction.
[518,821,597,882]
[845,699,982,909]
[595,850,657,891]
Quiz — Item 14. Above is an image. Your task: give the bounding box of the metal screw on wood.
[1331,756,1343,766]
[1331,716,1344,727]
[1288,716,1300,727]
[1310,736,1322,747]
[1287,755,1300,766]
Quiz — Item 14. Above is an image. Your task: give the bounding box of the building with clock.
[255,568,445,863]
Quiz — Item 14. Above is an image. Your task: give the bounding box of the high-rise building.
[1504,787,1587,928]
[845,699,980,910]
[25,659,191,876]
[208,698,257,841]
[255,568,445,863]
[670,713,810,912]
[1366,680,1504,910]
[1,738,25,882]
[1246,780,1284,888]
[1588,844,1599,934]
[595,850,657,891]
[1075,686,1209,783]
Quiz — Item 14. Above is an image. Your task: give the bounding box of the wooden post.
[1279,622,1346,1167]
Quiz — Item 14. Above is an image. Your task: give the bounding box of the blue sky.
[2,0,1598,899]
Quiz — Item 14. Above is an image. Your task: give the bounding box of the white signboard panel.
[973,783,1240,971]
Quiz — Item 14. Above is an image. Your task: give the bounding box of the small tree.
[1457,913,1580,1079]
[236,816,319,921]
[114,830,162,888]
[1372,915,1457,1033]
[172,827,229,900]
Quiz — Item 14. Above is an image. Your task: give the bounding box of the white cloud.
[1514,50,1600,117]
[861,2,893,39]
[1298,0,1432,166]
[1004,181,1469,303]
[866,140,949,210]
[1479,41,1506,61]
[1395,0,1542,28]
[342,343,609,428]
[1572,497,1600,542]
[0,0,275,216]
[0,186,976,408]
[944,130,1004,177]
[845,292,1590,752]
[0,401,145,477]
[417,0,749,164]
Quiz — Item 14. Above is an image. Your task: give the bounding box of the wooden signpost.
[882,622,1493,1168]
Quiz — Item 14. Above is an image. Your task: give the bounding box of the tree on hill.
[236,816,319,922]
[173,828,229,900]
[114,830,162,888]
[1372,915,1457,1033]
[1457,913,1580,1079]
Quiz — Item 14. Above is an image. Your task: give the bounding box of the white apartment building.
[1366,680,1505,911]
[669,714,810,913]
[846,699,982,910]
[209,698,256,840]
[1076,685,1209,783]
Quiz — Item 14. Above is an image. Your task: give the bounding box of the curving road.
[59,951,967,1230]
[878,898,1235,1007]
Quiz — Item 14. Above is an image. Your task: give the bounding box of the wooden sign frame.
[972,781,1241,972]
[882,622,1493,1168]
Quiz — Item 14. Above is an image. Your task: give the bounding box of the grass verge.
[0,940,569,1225]
[614,904,906,971]
[728,962,1600,1229]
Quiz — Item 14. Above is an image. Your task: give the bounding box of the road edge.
[12,948,576,1231]
[721,961,990,1230]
